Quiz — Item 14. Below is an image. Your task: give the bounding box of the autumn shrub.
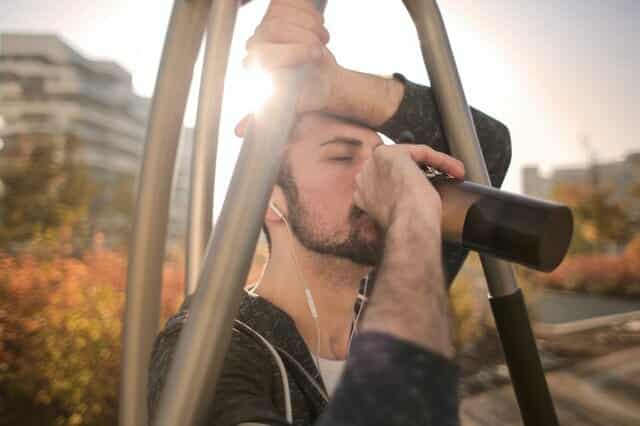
[624,235,640,277]
[0,244,184,426]
[532,234,640,297]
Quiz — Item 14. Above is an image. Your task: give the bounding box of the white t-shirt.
[318,357,347,397]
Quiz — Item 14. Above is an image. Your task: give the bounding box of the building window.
[21,77,45,99]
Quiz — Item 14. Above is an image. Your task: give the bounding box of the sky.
[1,0,638,211]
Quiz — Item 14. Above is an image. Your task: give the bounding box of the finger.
[405,145,466,179]
[247,19,327,49]
[265,5,330,43]
[234,115,252,137]
[244,43,322,70]
[268,0,325,27]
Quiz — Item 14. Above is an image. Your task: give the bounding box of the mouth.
[349,205,379,231]
[349,205,367,220]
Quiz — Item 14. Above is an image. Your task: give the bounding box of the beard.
[276,158,384,266]
[286,197,385,266]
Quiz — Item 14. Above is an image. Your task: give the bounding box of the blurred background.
[0,0,638,425]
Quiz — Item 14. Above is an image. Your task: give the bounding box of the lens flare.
[239,66,274,114]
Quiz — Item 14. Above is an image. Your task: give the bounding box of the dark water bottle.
[432,178,573,272]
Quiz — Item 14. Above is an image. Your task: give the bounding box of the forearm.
[317,332,459,426]
[373,76,512,285]
[360,212,455,360]
[324,67,405,128]
[325,70,511,187]
[376,76,512,188]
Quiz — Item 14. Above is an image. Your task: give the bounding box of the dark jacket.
[149,291,460,426]
[148,75,511,425]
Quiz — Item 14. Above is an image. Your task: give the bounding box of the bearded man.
[148,1,510,425]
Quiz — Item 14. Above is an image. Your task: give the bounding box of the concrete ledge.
[533,310,640,337]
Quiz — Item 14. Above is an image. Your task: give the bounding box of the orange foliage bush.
[624,235,640,277]
[533,234,640,296]
[0,246,184,426]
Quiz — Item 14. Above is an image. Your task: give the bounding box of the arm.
[373,74,511,190]
[323,68,511,189]
[322,143,463,425]
[316,332,459,426]
[374,76,512,284]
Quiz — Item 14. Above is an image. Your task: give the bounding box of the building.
[0,33,150,246]
[522,152,640,229]
[168,127,194,249]
[0,33,149,178]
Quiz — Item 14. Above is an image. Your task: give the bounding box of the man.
[148,1,511,425]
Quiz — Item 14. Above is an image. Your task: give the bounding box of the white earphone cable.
[266,202,323,374]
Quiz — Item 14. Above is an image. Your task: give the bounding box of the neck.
[255,240,371,360]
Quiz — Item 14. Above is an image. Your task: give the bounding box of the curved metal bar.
[185,1,239,296]
[154,2,328,425]
[402,0,518,298]
[119,1,211,425]
[402,2,559,425]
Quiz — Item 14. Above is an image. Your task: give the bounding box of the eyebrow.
[320,138,363,147]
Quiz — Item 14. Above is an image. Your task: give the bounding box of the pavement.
[460,328,640,425]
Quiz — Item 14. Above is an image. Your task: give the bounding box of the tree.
[552,183,633,254]
[0,135,92,252]
[0,133,138,253]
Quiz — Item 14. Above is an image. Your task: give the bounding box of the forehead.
[287,113,380,152]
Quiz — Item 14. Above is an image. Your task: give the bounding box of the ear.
[265,186,288,223]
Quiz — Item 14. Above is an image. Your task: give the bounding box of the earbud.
[269,200,321,367]
[269,201,286,221]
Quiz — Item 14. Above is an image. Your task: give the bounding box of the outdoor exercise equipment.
[119,1,563,425]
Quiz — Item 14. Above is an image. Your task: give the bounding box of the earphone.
[347,274,369,354]
[258,201,369,368]
[268,201,320,323]
[269,201,286,220]
[256,201,322,372]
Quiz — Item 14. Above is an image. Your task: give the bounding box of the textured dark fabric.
[316,332,459,426]
[148,292,459,426]
[148,292,327,426]
[376,74,512,285]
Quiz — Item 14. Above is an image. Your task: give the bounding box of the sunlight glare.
[238,66,274,115]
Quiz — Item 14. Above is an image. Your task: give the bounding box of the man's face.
[279,113,385,266]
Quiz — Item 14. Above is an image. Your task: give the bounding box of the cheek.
[298,179,356,228]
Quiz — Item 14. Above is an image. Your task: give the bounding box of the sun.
[237,65,274,115]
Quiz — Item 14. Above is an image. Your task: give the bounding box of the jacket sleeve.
[316,332,459,426]
[375,74,512,285]
[147,311,289,426]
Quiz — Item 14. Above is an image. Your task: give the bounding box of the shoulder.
[147,295,278,422]
[149,294,277,382]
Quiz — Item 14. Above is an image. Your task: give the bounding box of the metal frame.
[120,1,558,425]
[185,0,239,296]
[402,0,518,297]
[119,1,211,425]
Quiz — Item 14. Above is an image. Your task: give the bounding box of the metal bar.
[490,291,560,426]
[401,0,517,297]
[185,1,239,296]
[402,1,559,425]
[119,1,211,425]
[154,1,328,425]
